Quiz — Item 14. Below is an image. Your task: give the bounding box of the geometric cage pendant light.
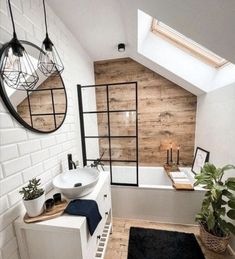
[38,0,64,76]
[0,0,39,91]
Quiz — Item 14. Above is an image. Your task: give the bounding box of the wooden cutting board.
[24,200,68,223]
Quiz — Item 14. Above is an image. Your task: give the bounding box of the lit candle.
[167,149,169,165]
[170,144,173,163]
[177,146,180,165]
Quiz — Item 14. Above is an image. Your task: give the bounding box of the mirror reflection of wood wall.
[17,75,66,132]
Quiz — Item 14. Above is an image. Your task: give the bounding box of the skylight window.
[151,18,229,68]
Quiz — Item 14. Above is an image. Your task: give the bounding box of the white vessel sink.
[53,168,99,199]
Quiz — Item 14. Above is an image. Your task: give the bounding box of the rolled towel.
[65,199,102,235]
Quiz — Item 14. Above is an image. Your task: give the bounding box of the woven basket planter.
[199,224,230,253]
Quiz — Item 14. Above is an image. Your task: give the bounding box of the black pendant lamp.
[0,0,39,90]
[38,0,64,76]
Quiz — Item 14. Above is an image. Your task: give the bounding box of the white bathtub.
[107,166,205,225]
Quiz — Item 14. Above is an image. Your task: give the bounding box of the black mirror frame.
[0,40,67,134]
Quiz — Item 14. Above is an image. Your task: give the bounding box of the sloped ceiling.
[48,0,235,96]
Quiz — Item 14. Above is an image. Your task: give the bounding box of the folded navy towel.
[64,199,102,235]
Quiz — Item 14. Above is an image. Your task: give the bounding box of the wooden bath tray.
[24,200,68,223]
[173,183,194,190]
[163,165,194,191]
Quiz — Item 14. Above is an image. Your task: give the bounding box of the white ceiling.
[48,0,235,95]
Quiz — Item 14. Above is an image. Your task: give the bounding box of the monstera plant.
[194,163,235,253]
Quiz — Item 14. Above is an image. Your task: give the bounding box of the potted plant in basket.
[19,178,45,217]
[194,163,235,253]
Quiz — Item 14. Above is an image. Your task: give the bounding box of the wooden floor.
[104,218,234,259]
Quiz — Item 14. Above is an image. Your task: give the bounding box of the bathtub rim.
[104,165,205,192]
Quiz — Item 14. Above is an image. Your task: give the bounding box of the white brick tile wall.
[11,0,23,13]
[2,156,31,177]
[18,140,41,155]
[0,0,94,258]
[7,188,22,207]
[0,196,9,215]
[22,163,43,182]
[8,250,20,259]
[0,102,6,113]
[0,10,15,33]
[62,140,74,151]
[43,157,58,171]
[0,174,23,197]
[0,129,27,145]
[40,170,53,186]
[12,7,34,36]
[0,166,3,179]
[0,0,8,14]
[50,165,60,177]
[1,237,18,259]
[0,224,15,249]
[0,27,12,45]
[0,204,24,232]
[49,144,62,156]
[40,136,56,149]
[0,145,18,163]
[0,113,14,129]
[56,133,68,144]
[31,149,49,165]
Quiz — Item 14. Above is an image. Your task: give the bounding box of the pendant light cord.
[8,0,16,37]
[43,0,48,35]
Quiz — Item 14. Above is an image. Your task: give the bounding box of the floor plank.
[104,218,234,259]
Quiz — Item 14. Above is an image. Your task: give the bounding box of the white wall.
[0,1,94,259]
[195,83,235,166]
[195,83,235,249]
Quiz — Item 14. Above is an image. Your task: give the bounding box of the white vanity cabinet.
[14,172,112,259]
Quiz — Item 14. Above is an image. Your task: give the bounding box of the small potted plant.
[19,178,45,217]
[194,163,235,253]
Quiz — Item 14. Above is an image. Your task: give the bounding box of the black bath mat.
[128,227,205,259]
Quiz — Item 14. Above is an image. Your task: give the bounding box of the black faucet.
[67,154,77,170]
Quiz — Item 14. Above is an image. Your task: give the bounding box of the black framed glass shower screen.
[77,82,138,186]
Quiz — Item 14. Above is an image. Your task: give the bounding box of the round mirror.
[0,41,67,133]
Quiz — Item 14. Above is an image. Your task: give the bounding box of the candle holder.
[165,144,180,166]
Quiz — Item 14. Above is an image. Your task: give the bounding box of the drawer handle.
[104,194,107,198]
[97,235,101,239]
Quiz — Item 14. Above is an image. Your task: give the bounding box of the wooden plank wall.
[94,58,197,166]
[17,75,66,131]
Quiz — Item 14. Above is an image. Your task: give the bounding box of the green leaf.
[195,213,204,221]
[217,207,226,216]
[226,222,235,235]
[221,165,235,172]
[19,178,44,200]
[225,177,235,191]
[221,199,227,205]
[227,210,235,220]
[222,190,235,200]
[207,212,215,230]
[226,181,235,191]
[228,200,235,209]
[203,163,217,175]
[218,219,230,235]
[202,198,211,209]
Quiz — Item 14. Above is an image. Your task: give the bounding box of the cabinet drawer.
[85,175,111,258]
[96,177,111,216]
